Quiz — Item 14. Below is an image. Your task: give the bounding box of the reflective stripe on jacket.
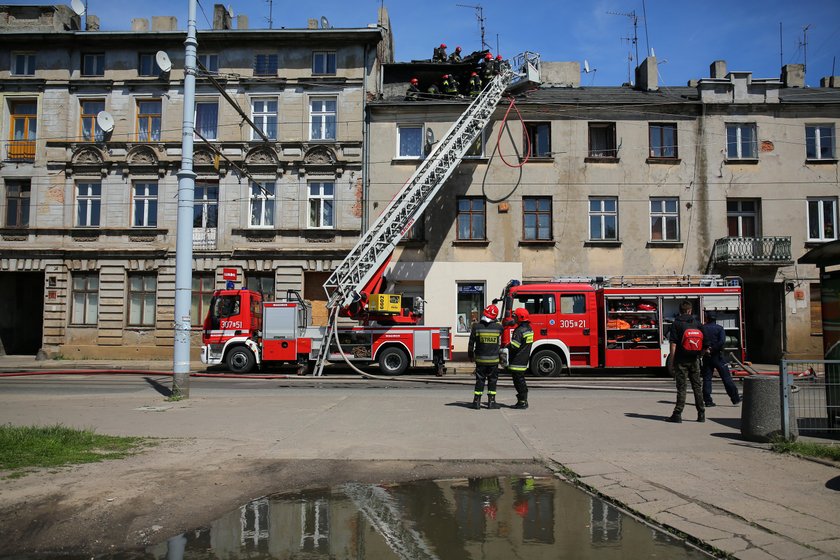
[508,322,534,372]
[468,320,503,365]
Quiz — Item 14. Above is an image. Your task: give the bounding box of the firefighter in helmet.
[468,304,504,409]
[481,52,495,84]
[433,43,448,62]
[442,74,459,97]
[405,77,421,101]
[506,308,534,409]
[448,45,463,63]
[468,71,482,96]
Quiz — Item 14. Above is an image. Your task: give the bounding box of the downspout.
[362,42,369,232]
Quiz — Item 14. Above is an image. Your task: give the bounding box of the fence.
[780,360,840,440]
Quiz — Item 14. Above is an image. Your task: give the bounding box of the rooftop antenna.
[583,59,597,85]
[641,0,651,58]
[456,3,489,51]
[779,22,783,69]
[265,0,273,29]
[799,24,811,73]
[609,9,639,83]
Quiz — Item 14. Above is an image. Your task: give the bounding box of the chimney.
[308,18,318,29]
[710,60,727,78]
[151,16,177,31]
[635,56,658,91]
[85,14,100,31]
[213,4,233,30]
[131,18,149,32]
[782,64,805,88]
[820,76,840,88]
[237,14,248,29]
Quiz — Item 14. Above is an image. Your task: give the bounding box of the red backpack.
[681,327,704,353]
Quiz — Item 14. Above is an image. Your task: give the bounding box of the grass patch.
[0,424,150,477]
[771,440,840,462]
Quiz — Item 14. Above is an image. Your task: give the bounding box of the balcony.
[193,228,217,250]
[7,140,35,161]
[710,236,793,267]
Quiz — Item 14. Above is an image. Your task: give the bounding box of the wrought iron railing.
[711,236,792,265]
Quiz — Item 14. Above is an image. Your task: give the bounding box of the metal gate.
[780,359,840,440]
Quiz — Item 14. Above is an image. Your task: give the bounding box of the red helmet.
[442,74,449,79]
[455,46,462,52]
[484,53,492,60]
[471,71,478,76]
[496,55,503,60]
[513,308,530,322]
[410,78,418,84]
[440,43,447,49]
[483,304,499,320]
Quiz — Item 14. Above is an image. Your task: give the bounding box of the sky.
[8,0,840,87]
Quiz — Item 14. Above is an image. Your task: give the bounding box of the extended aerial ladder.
[313,53,540,376]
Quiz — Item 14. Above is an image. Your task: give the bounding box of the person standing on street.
[468,304,503,410]
[701,313,742,406]
[506,308,534,409]
[667,300,706,423]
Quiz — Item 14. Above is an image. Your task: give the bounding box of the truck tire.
[530,349,565,377]
[226,346,256,374]
[378,347,409,376]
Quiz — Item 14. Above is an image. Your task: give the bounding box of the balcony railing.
[7,140,35,161]
[193,227,217,250]
[711,236,793,266]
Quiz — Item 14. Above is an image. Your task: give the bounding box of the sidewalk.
[1,359,834,559]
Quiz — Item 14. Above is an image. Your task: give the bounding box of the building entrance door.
[0,271,44,355]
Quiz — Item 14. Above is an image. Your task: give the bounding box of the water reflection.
[148,476,707,559]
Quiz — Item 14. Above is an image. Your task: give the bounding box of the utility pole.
[172,0,198,398]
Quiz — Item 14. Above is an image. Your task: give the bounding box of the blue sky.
[11,0,840,87]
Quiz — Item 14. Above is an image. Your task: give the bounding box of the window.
[137,100,161,141]
[807,198,837,242]
[254,54,278,76]
[464,129,486,158]
[12,53,35,76]
[71,273,99,325]
[524,122,551,157]
[726,199,760,237]
[5,181,30,227]
[726,123,757,159]
[251,98,277,141]
[8,99,37,161]
[560,294,587,314]
[308,182,334,228]
[456,282,485,334]
[127,273,157,327]
[132,182,158,227]
[589,197,618,241]
[649,123,678,158]
[80,100,105,142]
[193,182,219,229]
[402,214,425,241]
[76,182,101,227]
[457,197,485,240]
[191,274,214,324]
[81,53,105,76]
[397,125,423,158]
[806,125,835,161]
[195,101,219,140]
[514,293,556,315]
[138,53,160,76]
[250,182,275,227]
[197,53,219,73]
[312,51,336,75]
[523,196,552,240]
[246,274,275,302]
[310,98,337,140]
[650,197,679,241]
[589,123,617,158]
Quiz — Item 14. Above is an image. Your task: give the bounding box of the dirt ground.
[0,437,550,556]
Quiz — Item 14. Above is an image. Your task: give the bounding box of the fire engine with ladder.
[496,275,746,376]
[200,54,542,375]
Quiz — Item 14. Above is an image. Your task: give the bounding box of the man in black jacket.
[506,308,534,409]
[468,304,503,409]
[667,300,705,423]
[701,313,742,406]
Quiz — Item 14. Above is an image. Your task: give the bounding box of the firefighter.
[468,71,482,96]
[433,43,448,62]
[506,308,534,409]
[405,77,421,101]
[468,304,504,409]
[448,45,463,63]
[441,74,458,97]
[425,82,441,99]
[480,52,495,84]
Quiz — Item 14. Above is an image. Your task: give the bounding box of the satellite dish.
[155,51,172,73]
[226,4,234,17]
[425,127,435,146]
[96,110,114,133]
[70,0,85,16]
[584,60,590,73]
[320,16,330,29]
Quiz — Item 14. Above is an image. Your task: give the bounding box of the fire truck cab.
[499,276,745,376]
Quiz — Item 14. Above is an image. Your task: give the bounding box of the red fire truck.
[497,275,746,376]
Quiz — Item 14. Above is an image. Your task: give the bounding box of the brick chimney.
[781,64,805,88]
[710,60,727,78]
[213,4,233,30]
[635,56,658,91]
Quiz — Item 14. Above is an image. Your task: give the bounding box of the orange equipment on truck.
[496,275,745,376]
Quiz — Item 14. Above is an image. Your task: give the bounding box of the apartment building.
[0,4,393,358]
[368,57,840,362]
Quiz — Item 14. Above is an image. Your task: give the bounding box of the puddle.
[142,476,709,559]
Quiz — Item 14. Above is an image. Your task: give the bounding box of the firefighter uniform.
[507,313,534,409]
[468,306,503,409]
[468,72,482,96]
[442,74,458,97]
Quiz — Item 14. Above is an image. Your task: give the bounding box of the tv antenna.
[608,9,640,83]
[265,0,273,29]
[457,3,489,51]
[799,24,812,73]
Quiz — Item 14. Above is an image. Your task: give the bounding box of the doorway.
[743,281,783,363]
[0,271,44,355]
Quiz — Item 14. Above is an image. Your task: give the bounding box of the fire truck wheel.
[378,347,409,376]
[225,346,256,374]
[530,349,565,377]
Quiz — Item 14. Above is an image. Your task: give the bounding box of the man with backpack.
[666,300,706,423]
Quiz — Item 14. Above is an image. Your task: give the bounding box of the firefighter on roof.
[433,43,448,62]
[442,74,459,97]
[506,308,534,409]
[405,77,421,101]
[448,46,463,63]
[468,71,482,96]
[468,304,504,409]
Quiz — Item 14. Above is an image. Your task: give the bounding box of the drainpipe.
[362,42,370,232]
